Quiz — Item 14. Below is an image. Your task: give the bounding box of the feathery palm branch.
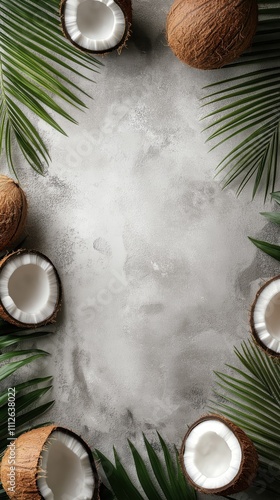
[210,340,280,496]
[0,319,54,499]
[249,190,280,259]
[0,0,101,176]
[95,433,197,500]
[203,0,280,199]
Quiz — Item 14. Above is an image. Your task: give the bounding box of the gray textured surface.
[5,1,280,498]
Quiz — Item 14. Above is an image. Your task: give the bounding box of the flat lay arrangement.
[1,1,280,499]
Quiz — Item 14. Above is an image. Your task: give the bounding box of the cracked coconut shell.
[0,175,27,252]
[167,0,258,69]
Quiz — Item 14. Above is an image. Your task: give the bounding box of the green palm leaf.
[95,434,197,500]
[0,0,100,175]
[249,193,280,259]
[0,330,52,349]
[0,376,52,407]
[128,441,163,500]
[95,449,137,500]
[0,385,52,424]
[0,350,49,381]
[99,483,116,500]
[203,1,280,199]
[250,237,280,260]
[260,211,280,224]
[0,319,54,498]
[210,341,280,467]
[0,400,54,448]
[271,191,280,204]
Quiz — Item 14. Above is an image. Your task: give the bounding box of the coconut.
[0,175,27,252]
[60,0,132,54]
[0,249,62,328]
[180,414,258,495]
[250,275,280,357]
[0,425,100,499]
[166,0,258,70]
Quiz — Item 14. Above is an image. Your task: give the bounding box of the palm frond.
[271,191,280,204]
[210,341,280,496]
[0,319,54,498]
[259,211,280,224]
[211,341,280,464]
[203,2,280,199]
[99,483,116,500]
[0,0,101,175]
[95,434,197,500]
[250,237,280,260]
[249,192,280,259]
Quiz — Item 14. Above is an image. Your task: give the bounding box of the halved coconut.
[250,275,280,357]
[180,414,258,495]
[0,249,62,328]
[0,175,28,252]
[0,425,100,500]
[60,0,132,54]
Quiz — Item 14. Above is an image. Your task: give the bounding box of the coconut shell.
[0,175,27,252]
[167,0,258,69]
[60,0,132,54]
[0,425,100,500]
[250,275,280,358]
[0,249,62,328]
[180,414,258,495]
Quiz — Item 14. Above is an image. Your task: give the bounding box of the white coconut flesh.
[64,0,126,51]
[37,431,95,500]
[0,253,59,324]
[183,420,242,490]
[253,280,280,353]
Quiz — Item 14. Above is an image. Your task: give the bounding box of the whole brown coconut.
[0,175,27,252]
[167,0,258,69]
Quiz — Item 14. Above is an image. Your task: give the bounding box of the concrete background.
[4,0,280,498]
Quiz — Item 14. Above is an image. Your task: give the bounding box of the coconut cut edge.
[250,274,280,358]
[0,425,100,500]
[0,249,62,328]
[36,427,100,500]
[60,0,132,54]
[180,414,258,496]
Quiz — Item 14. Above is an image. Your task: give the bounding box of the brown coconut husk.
[166,0,258,69]
[0,249,62,328]
[250,275,280,358]
[0,425,100,500]
[60,0,132,54]
[180,414,258,496]
[0,175,28,252]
